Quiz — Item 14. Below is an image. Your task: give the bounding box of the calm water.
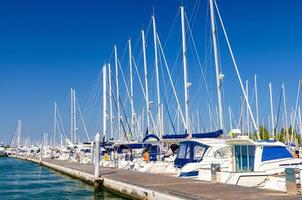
[0,157,126,200]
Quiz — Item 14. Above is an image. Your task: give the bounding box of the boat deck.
[15,157,301,200]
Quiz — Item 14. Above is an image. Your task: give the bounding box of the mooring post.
[94,132,101,190]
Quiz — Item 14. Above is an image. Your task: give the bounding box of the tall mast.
[102,64,107,140]
[70,88,74,143]
[209,0,223,130]
[228,106,232,130]
[114,45,121,139]
[128,39,135,138]
[108,63,114,139]
[152,15,162,137]
[73,89,77,143]
[53,102,57,146]
[246,80,249,136]
[180,6,190,134]
[142,30,150,134]
[254,75,259,130]
[269,82,275,138]
[282,82,289,143]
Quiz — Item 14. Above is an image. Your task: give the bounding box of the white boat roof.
[183,138,228,147]
[226,136,286,147]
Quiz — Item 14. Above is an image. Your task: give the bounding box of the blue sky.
[0,0,302,144]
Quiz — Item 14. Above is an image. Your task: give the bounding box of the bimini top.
[162,129,223,140]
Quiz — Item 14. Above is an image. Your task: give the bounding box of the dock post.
[94,132,101,191]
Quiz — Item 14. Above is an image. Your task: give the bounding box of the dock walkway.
[15,156,300,200]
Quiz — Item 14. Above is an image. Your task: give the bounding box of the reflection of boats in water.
[0,142,7,157]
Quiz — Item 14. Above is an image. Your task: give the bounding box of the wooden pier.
[13,156,301,200]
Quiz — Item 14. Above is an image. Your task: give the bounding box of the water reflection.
[0,157,125,200]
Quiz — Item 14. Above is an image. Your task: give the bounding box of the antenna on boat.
[152,15,162,137]
[114,45,121,140]
[209,0,224,131]
[180,6,191,135]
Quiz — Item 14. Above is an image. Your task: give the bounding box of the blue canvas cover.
[262,146,293,162]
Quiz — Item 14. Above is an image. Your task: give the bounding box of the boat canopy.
[162,129,223,140]
[192,129,223,138]
[174,140,208,169]
[142,134,160,142]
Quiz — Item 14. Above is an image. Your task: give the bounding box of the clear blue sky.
[0,0,302,144]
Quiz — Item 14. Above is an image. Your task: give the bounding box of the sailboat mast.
[108,63,114,139]
[282,82,289,143]
[180,6,190,134]
[269,82,275,138]
[102,64,107,140]
[254,75,259,130]
[152,15,162,137]
[70,88,74,143]
[73,89,77,143]
[209,0,223,130]
[128,39,135,138]
[53,102,57,146]
[114,45,121,139]
[142,30,150,133]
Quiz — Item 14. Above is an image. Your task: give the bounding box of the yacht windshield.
[174,141,208,168]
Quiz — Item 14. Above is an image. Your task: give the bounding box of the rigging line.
[290,81,302,137]
[163,9,180,48]
[132,55,155,125]
[118,58,132,105]
[160,85,177,134]
[158,45,169,105]
[111,82,129,142]
[157,33,186,127]
[275,87,283,133]
[56,104,67,138]
[110,68,133,141]
[184,12,218,127]
[75,97,90,142]
[214,0,258,132]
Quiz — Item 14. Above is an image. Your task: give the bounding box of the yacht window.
[178,143,186,159]
[193,145,206,161]
[262,146,293,162]
[214,147,231,158]
[234,145,255,172]
[185,145,191,159]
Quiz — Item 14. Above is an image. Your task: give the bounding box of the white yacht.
[0,142,7,157]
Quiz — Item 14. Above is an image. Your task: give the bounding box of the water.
[0,157,126,200]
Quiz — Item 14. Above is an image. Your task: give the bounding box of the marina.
[1,0,302,199]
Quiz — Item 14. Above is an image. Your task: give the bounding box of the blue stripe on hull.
[179,171,199,177]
